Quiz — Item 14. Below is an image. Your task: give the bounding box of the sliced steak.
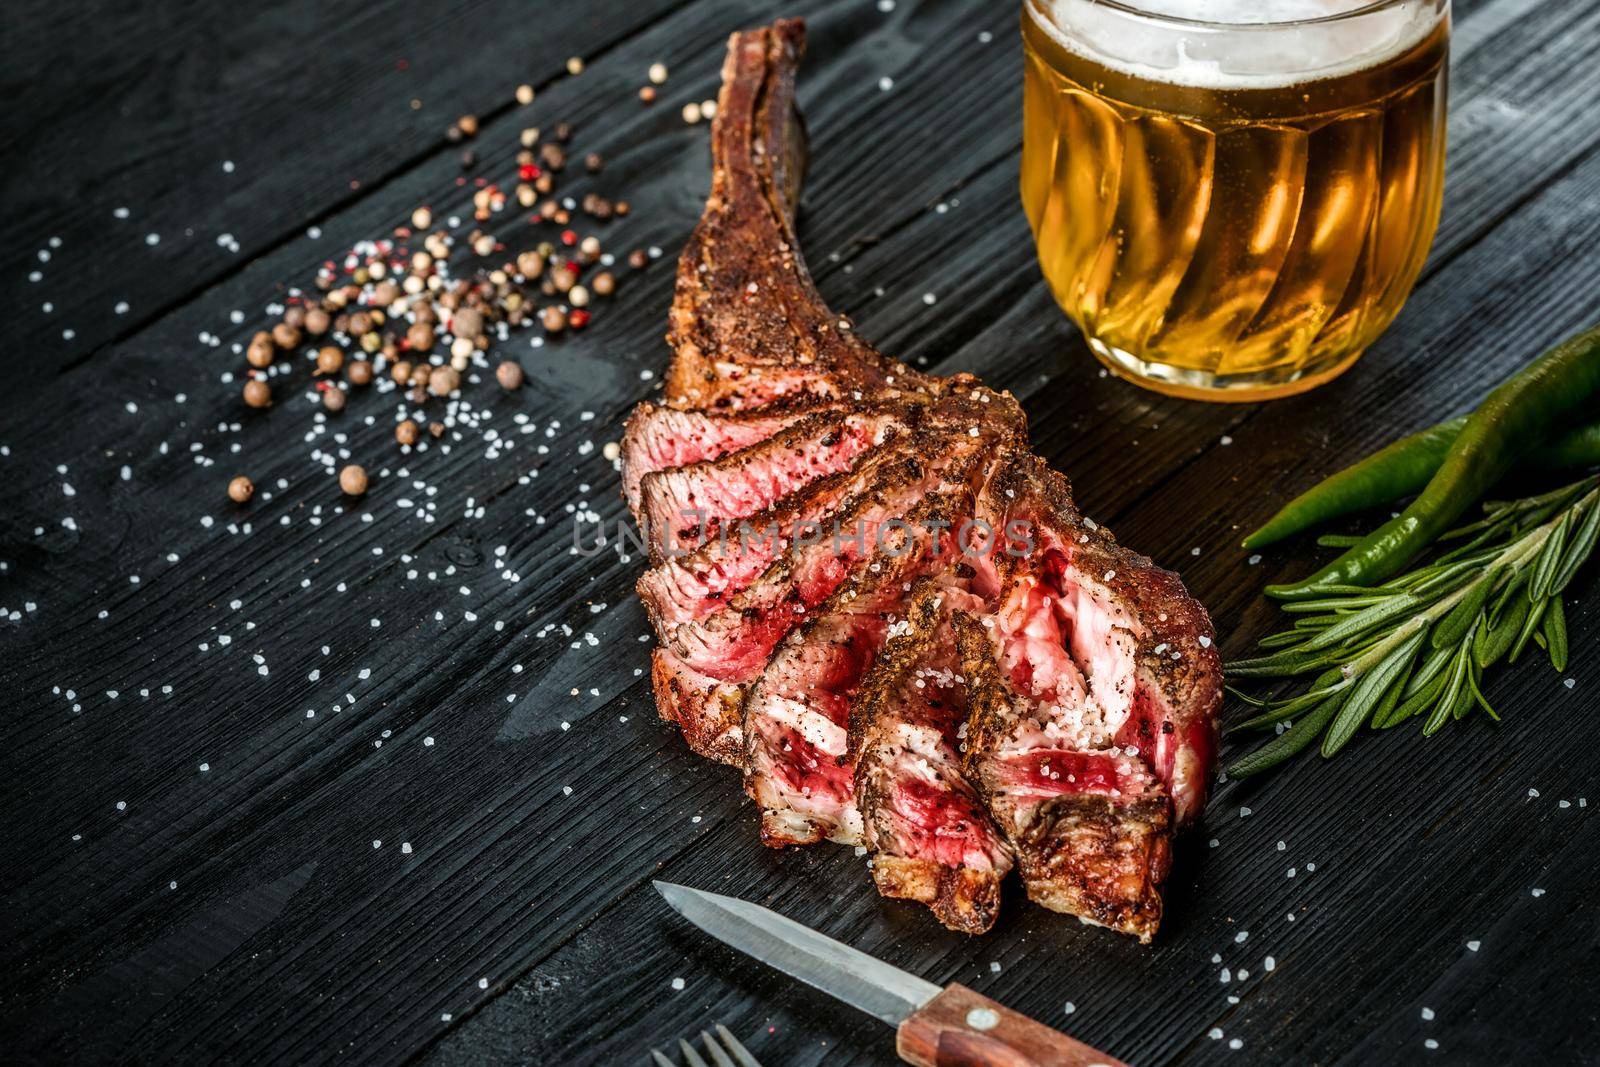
[742,485,981,848]
[637,406,907,561]
[631,17,1220,940]
[645,431,990,769]
[949,451,1219,942]
[659,428,997,681]
[639,445,919,636]
[621,397,834,517]
[651,648,747,766]
[850,579,1013,934]
[978,452,1220,827]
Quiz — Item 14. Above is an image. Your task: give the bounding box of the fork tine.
[700,1030,736,1067]
[713,1024,764,1067]
[649,1049,676,1067]
[678,1037,711,1067]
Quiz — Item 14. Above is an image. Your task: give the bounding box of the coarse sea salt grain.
[671,977,685,991]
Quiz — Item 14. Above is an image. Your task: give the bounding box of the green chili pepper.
[1266,325,1600,600]
[1243,415,1600,551]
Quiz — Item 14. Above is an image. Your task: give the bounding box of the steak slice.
[665,19,932,411]
[850,579,1012,934]
[652,648,747,766]
[657,426,997,681]
[637,405,908,561]
[621,397,834,518]
[742,485,981,848]
[640,443,919,635]
[951,451,1220,942]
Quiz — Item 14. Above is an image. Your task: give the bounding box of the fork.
[647,1022,764,1067]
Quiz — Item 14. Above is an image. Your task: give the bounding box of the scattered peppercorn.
[406,322,436,351]
[429,421,446,438]
[271,322,301,349]
[429,366,461,396]
[496,360,525,390]
[566,56,584,75]
[316,346,344,375]
[322,386,347,413]
[347,360,373,386]
[247,331,275,368]
[304,306,331,335]
[516,84,535,105]
[339,464,368,496]
[457,114,479,137]
[390,359,413,384]
[638,86,657,104]
[682,102,703,124]
[243,379,272,408]
[396,419,420,447]
[648,62,669,85]
[542,306,568,332]
[228,475,254,503]
[628,249,649,269]
[584,152,604,173]
[569,284,590,308]
[591,271,615,296]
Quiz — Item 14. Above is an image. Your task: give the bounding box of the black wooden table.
[4,1,1597,1063]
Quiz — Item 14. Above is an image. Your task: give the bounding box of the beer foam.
[1031,0,1444,89]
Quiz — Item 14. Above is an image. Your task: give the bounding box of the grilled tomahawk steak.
[619,18,1220,940]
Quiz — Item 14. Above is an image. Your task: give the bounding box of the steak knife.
[654,882,1128,1067]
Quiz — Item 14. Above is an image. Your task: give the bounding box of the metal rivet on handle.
[965,1008,1000,1031]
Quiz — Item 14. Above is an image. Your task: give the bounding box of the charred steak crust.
[619,17,1221,941]
[664,20,931,411]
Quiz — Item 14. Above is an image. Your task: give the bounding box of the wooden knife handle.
[896,983,1130,1067]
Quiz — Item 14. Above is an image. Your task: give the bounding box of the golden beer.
[1022,0,1450,400]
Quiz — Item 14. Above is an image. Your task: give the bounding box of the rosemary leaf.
[1468,669,1500,721]
[1431,568,1500,649]
[1549,492,1600,594]
[1508,594,1550,663]
[1379,668,1448,729]
[1424,643,1471,736]
[1321,630,1423,757]
[1543,593,1569,672]
[1528,509,1573,600]
[1476,592,1530,669]
[1227,695,1343,778]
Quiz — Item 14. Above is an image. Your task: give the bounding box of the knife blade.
[654,880,939,1025]
[654,882,1129,1067]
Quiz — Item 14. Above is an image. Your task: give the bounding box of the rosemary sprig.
[1227,475,1599,777]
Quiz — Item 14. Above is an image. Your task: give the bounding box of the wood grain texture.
[2,0,1597,1064]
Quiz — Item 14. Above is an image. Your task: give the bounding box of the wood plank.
[4,0,1598,1062]
[0,0,687,381]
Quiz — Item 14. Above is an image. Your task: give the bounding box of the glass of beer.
[1021,0,1450,401]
